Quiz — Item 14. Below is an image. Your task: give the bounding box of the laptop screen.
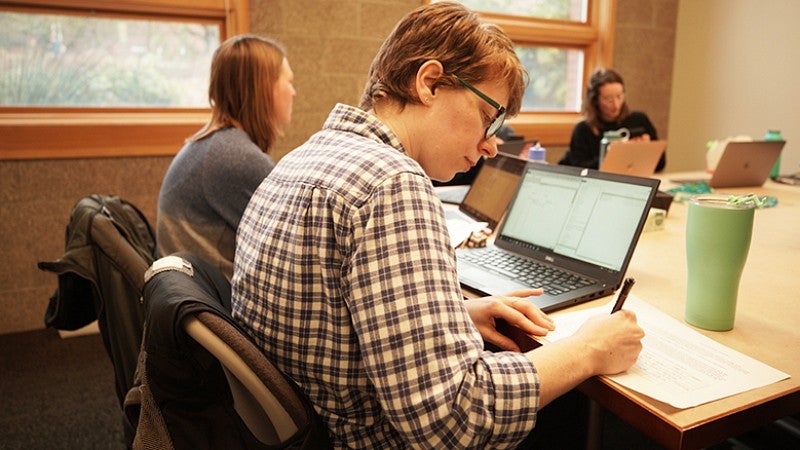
[497,140,535,158]
[460,153,527,226]
[499,165,656,271]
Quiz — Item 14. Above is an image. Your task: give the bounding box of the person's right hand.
[571,310,644,375]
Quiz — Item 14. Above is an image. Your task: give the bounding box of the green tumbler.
[685,194,755,331]
[765,129,783,178]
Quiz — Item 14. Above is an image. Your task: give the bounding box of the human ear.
[415,60,445,104]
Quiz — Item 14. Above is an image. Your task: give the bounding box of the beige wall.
[0,157,169,333]
[668,0,800,172]
[613,0,679,159]
[0,0,677,334]
[250,0,421,162]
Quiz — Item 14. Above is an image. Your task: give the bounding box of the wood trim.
[0,111,210,159]
[592,0,617,69]
[228,0,248,36]
[580,376,800,450]
[1,0,226,16]
[4,1,608,160]
[506,112,581,147]
[0,0,248,160]
[474,0,618,148]
[490,17,599,47]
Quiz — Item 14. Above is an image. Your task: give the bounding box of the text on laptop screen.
[502,168,652,271]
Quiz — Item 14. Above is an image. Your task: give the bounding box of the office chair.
[133,253,331,449]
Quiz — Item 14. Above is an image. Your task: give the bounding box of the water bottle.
[599,129,629,166]
[528,142,547,163]
[599,135,611,165]
[764,129,783,178]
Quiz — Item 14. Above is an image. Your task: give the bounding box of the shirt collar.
[323,103,406,154]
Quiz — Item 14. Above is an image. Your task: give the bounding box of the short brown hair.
[360,1,527,116]
[192,35,286,153]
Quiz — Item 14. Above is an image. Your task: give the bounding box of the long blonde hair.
[191,35,286,153]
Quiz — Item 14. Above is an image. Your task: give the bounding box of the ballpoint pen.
[611,277,635,313]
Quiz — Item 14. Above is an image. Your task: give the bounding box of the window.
[456,0,588,22]
[0,0,249,160]
[1,11,219,107]
[516,46,584,112]
[436,0,617,146]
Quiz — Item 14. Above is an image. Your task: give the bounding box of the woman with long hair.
[157,35,296,280]
[559,67,665,171]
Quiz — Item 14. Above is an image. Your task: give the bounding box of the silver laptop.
[456,163,660,312]
[673,140,785,188]
[600,140,666,177]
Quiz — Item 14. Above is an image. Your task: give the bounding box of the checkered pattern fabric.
[232,103,539,449]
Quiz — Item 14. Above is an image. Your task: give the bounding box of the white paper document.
[544,295,790,409]
[444,209,487,248]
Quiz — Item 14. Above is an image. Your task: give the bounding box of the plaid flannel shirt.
[232,103,540,449]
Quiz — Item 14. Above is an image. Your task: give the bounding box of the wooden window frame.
[0,0,249,160]
[464,0,617,146]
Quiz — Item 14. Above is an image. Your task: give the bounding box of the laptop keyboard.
[458,247,593,295]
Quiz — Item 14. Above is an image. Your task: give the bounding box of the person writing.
[559,67,666,171]
[157,35,296,280]
[232,3,643,448]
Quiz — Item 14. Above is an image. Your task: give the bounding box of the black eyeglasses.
[454,75,507,139]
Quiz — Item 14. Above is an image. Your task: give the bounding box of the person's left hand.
[464,289,554,352]
[630,133,651,142]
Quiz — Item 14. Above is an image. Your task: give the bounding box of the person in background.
[559,67,666,171]
[232,3,644,448]
[157,35,296,280]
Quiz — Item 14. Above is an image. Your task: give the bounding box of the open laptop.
[672,140,785,188]
[497,140,535,158]
[600,140,666,177]
[443,153,527,245]
[456,163,660,312]
[437,185,471,205]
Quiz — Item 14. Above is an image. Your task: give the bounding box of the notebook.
[443,153,528,245]
[672,140,785,188]
[600,140,666,177]
[456,163,660,312]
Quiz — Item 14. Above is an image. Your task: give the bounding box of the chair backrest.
[184,312,301,443]
[133,253,331,449]
[38,194,155,408]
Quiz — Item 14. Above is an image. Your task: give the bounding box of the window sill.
[0,110,209,160]
[507,112,580,147]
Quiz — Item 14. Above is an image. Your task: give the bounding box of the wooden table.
[577,174,800,449]
[461,173,800,449]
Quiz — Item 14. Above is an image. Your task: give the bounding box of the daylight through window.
[0,11,219,108]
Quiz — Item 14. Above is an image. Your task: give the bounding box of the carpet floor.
[1,327,797,449]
